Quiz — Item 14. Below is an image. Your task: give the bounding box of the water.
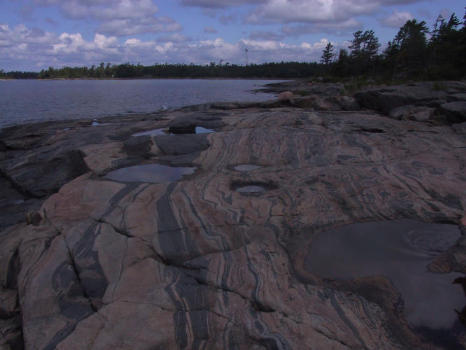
[236,185,267,193]
[195,126,215,134]
[133,128,169,137]
[132,126,214,137]
[305,220,464,331]
[105,164,196,183]
[233,164,263,172]
[0,79,281,129]
[231,181,276,194]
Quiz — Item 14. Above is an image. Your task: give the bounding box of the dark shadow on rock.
[123,135,153,158]
[155,134,210,156]
[5,150,90,198]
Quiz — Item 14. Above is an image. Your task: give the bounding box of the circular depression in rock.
[304,219,463,334]
[105,164,196,183]
[231,181,277,194]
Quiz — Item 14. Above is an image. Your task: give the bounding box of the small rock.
[25,211,42,226]
[329,95,360,111]
[389,105,435,122]
[293,96,334,110]
[278,91,294,102]
[428,253,452,273]
[440,101,466,124]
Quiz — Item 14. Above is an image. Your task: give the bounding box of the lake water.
[0,79,280,129]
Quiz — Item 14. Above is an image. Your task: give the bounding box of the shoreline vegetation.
[1,12,465,82]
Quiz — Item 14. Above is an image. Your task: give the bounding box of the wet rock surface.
[0,81,465,349]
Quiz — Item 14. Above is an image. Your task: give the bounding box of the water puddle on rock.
[233,164,263,172]
[195,126,215,134]
[132,128,168,137]
[133,126,214,137]
[105,164,195,183]
[305,220,464,336]
[231,181,277,194]
[236,185,267,193]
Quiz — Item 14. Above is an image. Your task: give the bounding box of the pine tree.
[320,42,335,65]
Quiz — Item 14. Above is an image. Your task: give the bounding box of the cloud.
[381,11,413,28]
[248,30,284,41]
[34,0,158,20]
[247,0,380,24]
[180,0,266,9]
[282,18,361,37]
[187,0,423,31]
[97,16,181,36]
[0,23,338,70]
[157,33,189,43]
[33,0,182,36]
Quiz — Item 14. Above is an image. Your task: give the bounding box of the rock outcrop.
[354,81,466,124]
[0,82,465,349]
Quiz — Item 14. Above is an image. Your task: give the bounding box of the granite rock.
[0,84,465,349]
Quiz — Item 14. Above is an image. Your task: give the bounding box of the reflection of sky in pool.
[305,220,463,331]
[105,164,195,183]
[132,126,214,137]
[233,164,263,172]
[235,185,267,193]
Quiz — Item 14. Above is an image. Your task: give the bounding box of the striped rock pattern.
[1,105,465,349]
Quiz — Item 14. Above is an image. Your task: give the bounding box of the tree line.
[1,11,465,81]
[321,12,466,80]
[35,62,322,79]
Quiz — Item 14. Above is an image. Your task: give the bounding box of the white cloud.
[282,18,361,37]
[181,0,266,8]
[381,11,413,28]
[97,16,181,36]
[35,0,158,20]
[247,0,381,24]
[0,23,338,70]
[33,0,181,36]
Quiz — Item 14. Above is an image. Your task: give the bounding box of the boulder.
[123,135,153,157]
[278,91,294,102]
[439,101,466,123]
[2,150,89,198]
[354,82,454,114]
[389,105,435,122]
[154,134,210,155]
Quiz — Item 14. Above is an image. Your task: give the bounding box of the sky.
[0,0,464,71]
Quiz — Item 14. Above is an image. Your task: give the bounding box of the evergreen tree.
[332,49,350,76]
[391,19,429,77]
[349,30,380,61]
[320,42,335,65]
[348,30,380,75]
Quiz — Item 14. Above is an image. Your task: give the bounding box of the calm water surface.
[305,219,464,346]
[0,79,280,128]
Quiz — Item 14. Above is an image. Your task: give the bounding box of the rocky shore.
[0,80,465,349]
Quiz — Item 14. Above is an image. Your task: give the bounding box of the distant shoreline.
[0,77,291,81]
